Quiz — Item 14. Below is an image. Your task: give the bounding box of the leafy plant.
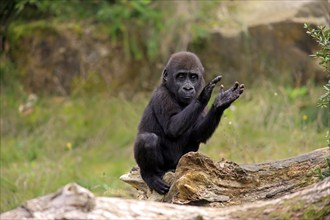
[94,0,164,61]
[304,23,330,179]
[304,24,330,109]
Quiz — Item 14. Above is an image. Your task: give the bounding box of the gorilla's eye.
[176,73,186,80]
[190,74,198,81]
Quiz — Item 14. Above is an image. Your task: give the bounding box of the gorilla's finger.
[154,178,170,194]
[239,84,245,93]
[231,81,239,91]
[210,75,222,85]
[220,84,224,94]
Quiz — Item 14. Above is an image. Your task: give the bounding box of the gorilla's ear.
[162,69,168,82]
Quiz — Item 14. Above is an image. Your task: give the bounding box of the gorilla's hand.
[198,75,222,105]
[213,82,244,110]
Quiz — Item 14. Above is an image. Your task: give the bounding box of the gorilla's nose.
[183,86,193,91]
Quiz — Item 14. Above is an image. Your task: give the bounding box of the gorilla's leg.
[134,133,170,194]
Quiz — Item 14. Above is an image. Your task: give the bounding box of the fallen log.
[1,178,329,219]
[121,147,330,206]
[1,147,329,219]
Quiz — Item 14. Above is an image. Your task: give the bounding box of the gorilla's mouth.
[180,91,195,98]
[183,95,193,99]
[179,91,196,104]
[182,94,194,101]
[180,95,194,104]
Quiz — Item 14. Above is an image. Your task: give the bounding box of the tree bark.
[1,147,329,220]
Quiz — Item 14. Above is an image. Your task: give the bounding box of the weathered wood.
[1,178,329,219]
[121,147,330,206]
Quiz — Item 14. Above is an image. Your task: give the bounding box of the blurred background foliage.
[0,0,329,212]
[2,0,216,61]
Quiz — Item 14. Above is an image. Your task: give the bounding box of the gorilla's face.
[174,71,200,104]
[163,52,205,105]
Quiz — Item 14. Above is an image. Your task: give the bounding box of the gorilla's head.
[162,52,205,105]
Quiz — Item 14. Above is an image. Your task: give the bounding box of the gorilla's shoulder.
[149,85,178,110]
[151,85,170,100]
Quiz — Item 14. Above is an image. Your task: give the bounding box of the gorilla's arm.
[191,106,223,143]
[164,100,205,138]
[192,82,244,143]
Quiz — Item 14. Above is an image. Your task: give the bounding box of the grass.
[0,78,328,212]
[203,81,327,163]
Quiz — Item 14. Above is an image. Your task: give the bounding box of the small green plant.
[304,24,330,109]
[315,157,330,180]
[304,23,330,179]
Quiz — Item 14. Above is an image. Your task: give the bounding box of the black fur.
[134,51,244,194]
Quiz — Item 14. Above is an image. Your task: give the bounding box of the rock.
[189,0,329,85]
[8,23,126,95]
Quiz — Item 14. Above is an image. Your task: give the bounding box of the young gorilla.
[134,51,244,194]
